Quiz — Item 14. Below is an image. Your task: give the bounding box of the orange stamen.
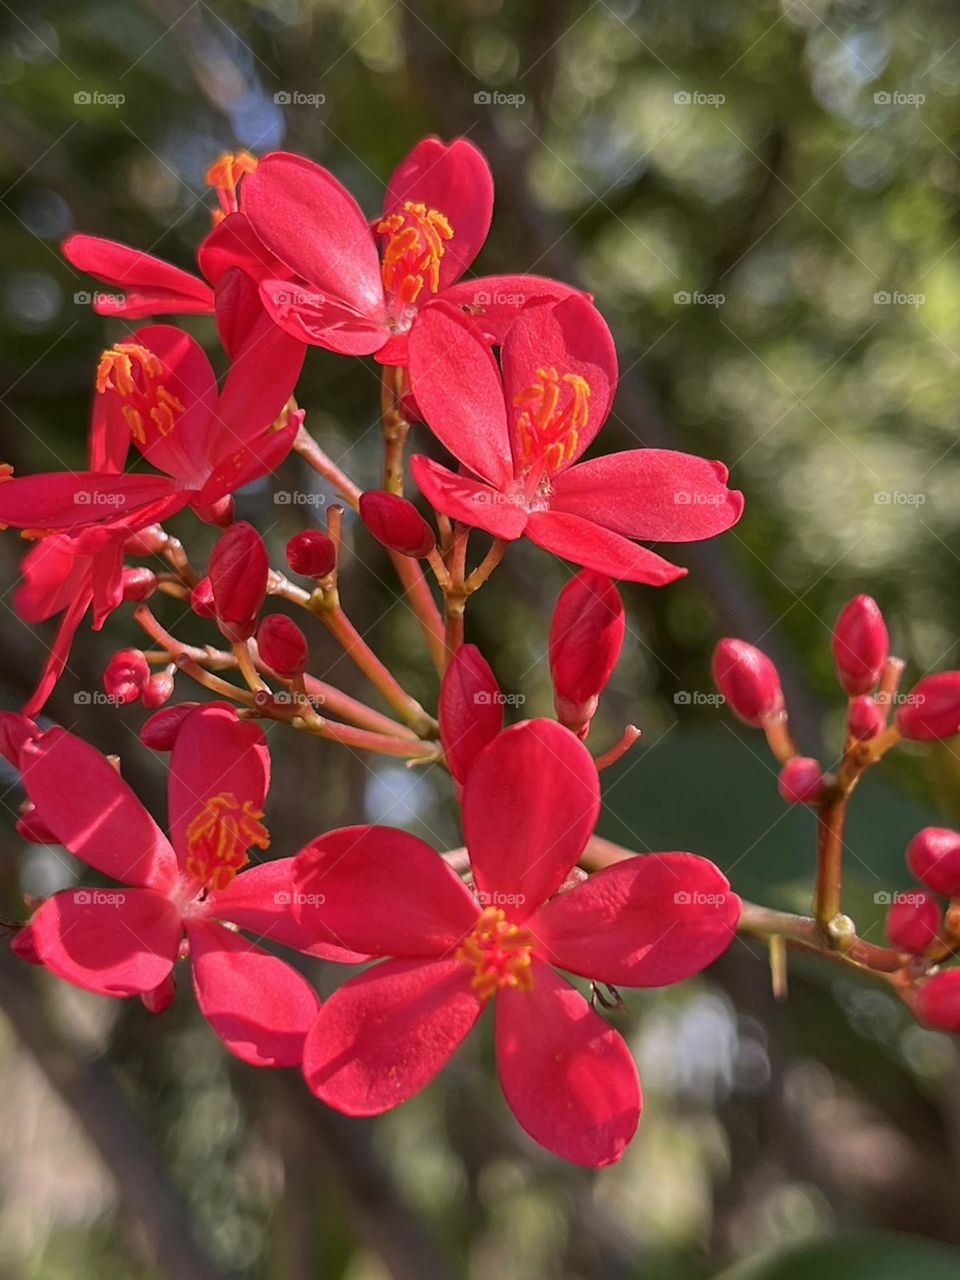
[205,150,258,224]
[514,367,591,474]
[185,791,270,892]
[457,906,534,1002]
[376,200,454,307]
[96,343,185,449]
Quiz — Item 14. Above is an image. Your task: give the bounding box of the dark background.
[1,1,960,1276]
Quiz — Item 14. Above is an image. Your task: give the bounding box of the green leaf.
[714,1233,960,1280]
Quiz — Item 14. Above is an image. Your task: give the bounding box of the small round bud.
[778,756,823,805]
[257,615,308,679]
[832,595,889,696]
[121,566,157,602]
[124,524,167,556]
[906,827,960,897]
[916,970,960,1032]
[286,529,336,579]
[103,649,149,705]
[359,491,435,558]
[847,695,885,741]
[885,889,941,954]
[141,671,175,709]
[712,639,784,726]
[209,522,269,642]
[896,672,960,741]
[140,702,200,751]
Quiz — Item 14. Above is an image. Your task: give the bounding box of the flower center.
[376,200,454,308]
[514,367,591,475]
[457,906,534,1002]
[185,791,270,892]
[96,343,186,450]
[205,150,258,225]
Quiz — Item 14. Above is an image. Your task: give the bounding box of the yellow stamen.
[205,150,258,224]
[185,791,270,892]
[96,343,185,448]
[376,201,454,307]
[457,906,534,1002]
[514,367,591,474]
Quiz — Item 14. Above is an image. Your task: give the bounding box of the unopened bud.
[885,889,940,954]
[712,639,784,727]
[190,576,216,618]
[286,529,336,579]
[777,756,823,805]
[359,491,435,558]
[906,827,960,897]
[124,524,167,556]
[121,566,157,602]
[257,614,308,679]
[916,970,960,1032]
[439,644,503,783]
[832,595,889,696]
[549,571,625,737]
[896,672,960,741]
[209,521,268,642]
[141,671,175,709]
[140,701,200,751]
[103,649,149,704]
[847,695,885,741]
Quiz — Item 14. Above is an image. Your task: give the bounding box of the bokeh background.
[2,0,960,1277]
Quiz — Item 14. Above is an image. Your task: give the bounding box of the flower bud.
[916,970,960,1032]
[885,889,941,954]
[896,672,960,741]
[777,756,823,805]
[141,973,176,1014]
[550,571,625,738]
[121,566,157,602]
[10,925,42,966]
[140,702,200,751]
[258,614,308,678]
[286,529,336,579]
[847,695,884,741]
[209,521,269,642]
[832,595,889,696]
[141,671,175,709]
[906,827,960,897]
[103,649,150,705]
[712,639,784,726]
[124,524,167,556]
[359,491,435,558]
[439,644,503,783]
[190,576,216,618]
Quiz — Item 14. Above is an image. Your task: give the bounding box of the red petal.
[20,728,176,889]
[530,853,741,986]
[23,585,91,718]
[527,511,686,584]
[197,212,283,286]
[167,703,270,870]
[496,959,640,1166]
[551,451,744,541]
[383,137,493,291]
[292,825,479,957]
[194,412,300,508]
[186,920,320,1067]
[31,887,181,996]
[302,958,483,1114]
[502,296,617,469]
[408,305,512,488]
[440,644,503,783]
[213,268,266,359]
[215,294,305,452]
[63,234,214,312]
[463,720,600,920]
[436,275,586,345]
[0,472,178,532]
[208,858,369,964]
[242,152,384,316]
[256,277,387,355]
[410,455,527,539]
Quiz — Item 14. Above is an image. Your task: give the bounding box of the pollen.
[184,791,270,892]
[457,906,535,1002]
[96,343,185,448]
[514,367,591,474]
[376,200,454,307]
[206,150,258,224]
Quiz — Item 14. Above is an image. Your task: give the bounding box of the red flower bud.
[847,695,884,741]
[777,756,823,805]
[896,672,960,741]
[906,827,960,897]
[103,649,150,704]
[10,925,42,966]
[359,491,435,558]
[258,614,308,678]
[141,973,176,1014]
[286,529,336,579]
[550,571,625,737]
[121,566,157,602]
[141,671,175,709]
[190,577,216,618]
[439,644,503,783]
[832,595,888,696]
[885,889,941,954]
[209,521,269,642]
[124,524,167,556]
[916,970,960,1032]
[140,702,200,751]
[712,639,784,726]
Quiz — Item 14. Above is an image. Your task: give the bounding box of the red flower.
[407,297,743,582]
[242,136,578,363]
[0,322,304,537]
[292,719,740,1166]
[18,704,358,1066]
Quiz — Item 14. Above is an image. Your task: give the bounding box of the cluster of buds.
[103,648,174,709]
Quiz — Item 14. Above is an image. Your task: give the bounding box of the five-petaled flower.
[16,703,360,1066]
[408,296,744,582]
[291,719,740,1166]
